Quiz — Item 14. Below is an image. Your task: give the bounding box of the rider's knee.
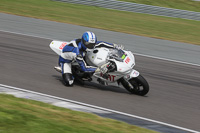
[62,73,74,86]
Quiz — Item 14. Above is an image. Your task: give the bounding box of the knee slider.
[62,73,74,86]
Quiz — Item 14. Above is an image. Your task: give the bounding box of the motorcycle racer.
[50,35,149,95]
[54,31,98,86]
[54,31,123,86]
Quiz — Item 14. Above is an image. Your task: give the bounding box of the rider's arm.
[76,54,97,72]
[95,41,124,50]
[95,41,114,48]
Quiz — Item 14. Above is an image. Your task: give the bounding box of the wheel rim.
[130,79,145,94]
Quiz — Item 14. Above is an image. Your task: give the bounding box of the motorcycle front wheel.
[121,75,149,96]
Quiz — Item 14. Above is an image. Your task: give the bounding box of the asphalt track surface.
[1,13,200,66]
[0,31,200,132]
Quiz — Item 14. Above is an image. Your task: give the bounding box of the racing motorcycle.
[50,41,149,96]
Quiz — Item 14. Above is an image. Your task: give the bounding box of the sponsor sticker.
[59,42,67,49]
[125,57,130,64]
[100,73,116,82]
[121,54,126,59]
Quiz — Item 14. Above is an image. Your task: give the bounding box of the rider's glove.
[113,43,124,50]
[95,63,109,74]
[95,62,111,79]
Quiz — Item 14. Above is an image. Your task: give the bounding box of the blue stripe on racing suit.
[63,45,77,53]
[76,54,97,72]
[59,44,79,64]
[59,41,96,73]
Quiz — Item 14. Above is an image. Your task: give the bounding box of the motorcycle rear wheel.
[121,75,149,96]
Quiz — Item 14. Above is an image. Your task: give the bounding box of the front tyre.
[121,75,149,96]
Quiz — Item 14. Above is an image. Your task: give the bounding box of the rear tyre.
[120,75,149,96]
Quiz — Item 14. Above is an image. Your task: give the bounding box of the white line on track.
[1,29,200,67]
[0,83,199,133]
[133,52,200,67]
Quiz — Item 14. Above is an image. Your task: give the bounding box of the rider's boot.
[62,73,74,86]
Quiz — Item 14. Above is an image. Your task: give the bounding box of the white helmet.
[81,31,97,49]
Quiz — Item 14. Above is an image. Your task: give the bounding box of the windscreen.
[109,49,127,62]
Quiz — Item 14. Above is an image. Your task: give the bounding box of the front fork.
[119,69,140,89]
[118,77,133,90]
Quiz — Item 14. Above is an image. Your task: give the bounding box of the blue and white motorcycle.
[50,41,149,96]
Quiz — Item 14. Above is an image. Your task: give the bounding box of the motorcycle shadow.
[52,75,131,95]
[77,81,130,94]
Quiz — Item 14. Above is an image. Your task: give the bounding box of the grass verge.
[0,0,199,45]
[0,94,158,133]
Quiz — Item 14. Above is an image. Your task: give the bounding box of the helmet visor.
[84,42,95,49]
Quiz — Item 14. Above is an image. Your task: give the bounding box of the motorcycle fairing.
[129,69,140,79]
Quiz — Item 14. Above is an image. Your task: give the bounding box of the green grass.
[119,0,200,12]
[0,0,200,45]
[0,94,158,133]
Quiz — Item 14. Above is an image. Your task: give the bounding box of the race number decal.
[100,73,116,82]
[125,57,130,64]
[59,42,67,49]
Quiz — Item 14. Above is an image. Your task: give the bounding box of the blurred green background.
[0,0,200,45]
